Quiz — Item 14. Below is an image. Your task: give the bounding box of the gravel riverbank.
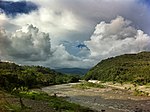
[42,83,150,112]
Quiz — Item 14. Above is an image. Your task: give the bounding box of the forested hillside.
[84,52,150,85]
[0,61,79,91]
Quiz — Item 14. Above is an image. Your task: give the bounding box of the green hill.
[84,52,150,85]
[0,61,79,91]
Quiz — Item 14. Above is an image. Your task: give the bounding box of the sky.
[0,0,150,69]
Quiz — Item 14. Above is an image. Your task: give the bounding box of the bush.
[133,89,149,96]
[72,82,105,89]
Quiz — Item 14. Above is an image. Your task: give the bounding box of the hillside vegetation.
[0,62,95,112]
[0,61,79,92]
[84,52,150,85]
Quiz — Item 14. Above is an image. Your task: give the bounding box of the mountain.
[54,68,89,75]
[84,52,150,85]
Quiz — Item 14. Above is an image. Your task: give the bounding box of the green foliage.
[1,90,94,112]
[85,82,105,88]
[12,87,28,95]
[72,82,105,89]
[20,90,50,101]
[72,83,89,89]
[133,88,149,96]
[0,62,80,92]
[55,75,80,84]
[3,103,22,112]
[0,90,30,112]
[84,52,150,85]
[20,90,94,112]
[12,87,29,109]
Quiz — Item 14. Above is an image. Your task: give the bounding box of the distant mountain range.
[54,68,89,75]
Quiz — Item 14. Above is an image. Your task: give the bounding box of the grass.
[3,104,22,112]
[20,90,50,101]
[0,90,29,112]
[133,89,149,96]
[20,90,94,112]
[1,103,31,112]
[0,90,95,112]
[48,97,91,112]
[72,82,105,89]
[145,83,150,88]
[72,83,89,89]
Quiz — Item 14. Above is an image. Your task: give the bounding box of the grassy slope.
[84,52,150,84]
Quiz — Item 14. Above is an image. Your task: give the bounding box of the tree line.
[0,61,80,92]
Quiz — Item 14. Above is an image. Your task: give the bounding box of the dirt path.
[42,83,150,112]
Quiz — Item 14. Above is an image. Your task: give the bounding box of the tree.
[12,86,28,109]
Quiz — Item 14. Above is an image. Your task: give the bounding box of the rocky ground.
[1,82,150,112]
[42,83,150,112]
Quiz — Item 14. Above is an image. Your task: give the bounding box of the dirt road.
[42,83,150,112]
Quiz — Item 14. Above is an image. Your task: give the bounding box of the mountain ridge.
[54,68,89,75]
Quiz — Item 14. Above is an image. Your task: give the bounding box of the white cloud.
[3,0,150,45]
[2,0,150,43]
[1,17,150,69]
[0,25,92,68]
[0,14,7,26]
[0,25,51,61]
[1,0,150,68]
[85,16,150,62]
[9,6,82,45]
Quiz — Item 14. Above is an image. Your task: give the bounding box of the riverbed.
[42,83,150,112]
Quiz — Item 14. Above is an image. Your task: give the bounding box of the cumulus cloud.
[1,0,150,68]
[2,0,150,44]
[1,17,150,69]
[0,28,11,57]
[0,25,92,68]
[85,16,150,62]
[0,25,51,61]
[9,6,82,45]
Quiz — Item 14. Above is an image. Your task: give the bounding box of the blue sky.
[0,0,150,68]
[141,0,150,6]
[0,1,38,16]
